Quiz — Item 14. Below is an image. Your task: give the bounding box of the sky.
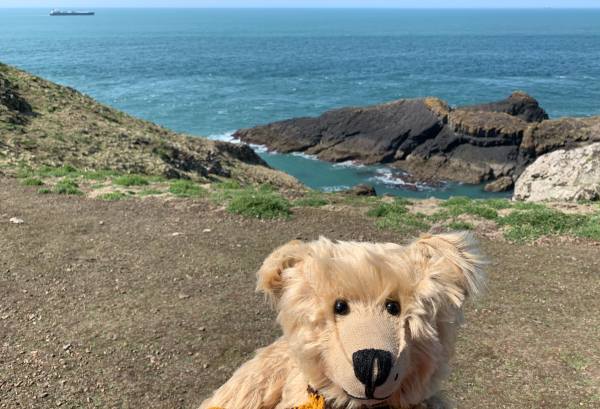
[1,0,599,8]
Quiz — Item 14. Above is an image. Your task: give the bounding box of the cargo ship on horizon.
[49,9,95,16]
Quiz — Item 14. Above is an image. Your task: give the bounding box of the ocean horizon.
[2,8,599,197]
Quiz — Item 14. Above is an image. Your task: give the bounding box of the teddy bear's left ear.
[256,239,308,305]
[408,232,486,310]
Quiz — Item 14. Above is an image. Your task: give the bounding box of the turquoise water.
[1,8,600,197]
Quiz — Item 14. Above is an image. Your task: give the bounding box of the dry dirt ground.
[1,177,599,409]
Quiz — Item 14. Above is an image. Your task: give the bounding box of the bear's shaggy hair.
[200,233,485,409]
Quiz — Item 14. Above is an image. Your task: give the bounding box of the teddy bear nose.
[352,349,393,397]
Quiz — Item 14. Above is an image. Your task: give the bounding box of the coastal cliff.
[0,63,300,188]
[234,92,600,191]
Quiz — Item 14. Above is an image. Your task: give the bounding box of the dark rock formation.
[235,92,598,186]
[458,91,548,123]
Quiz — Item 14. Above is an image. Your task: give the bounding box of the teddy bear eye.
[334,299,350,315]
[385,300,401,316]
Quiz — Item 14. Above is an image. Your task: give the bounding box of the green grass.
[448,220,475,231]
[367,199,409,218]
[227,190,291,219]
[499,206,597,242]
[366,195,600,243]
[573,214,600,241]
[561,352,589,372]
[37,188,51,194]
[113,174,150,187]
[367,199,429,234]
[52,179,83,195]
[215,180,242,190]
[21,177,44,186]
[37,165,79,178]
[168,180,206,198]
[98,192,128,201]
[139,188,163,197]
[481,198,513,210]
[512,201,548,211]
[439,197,499,220]
[82,169,122,181]
[293,193,330,208]
[375,212,430,233]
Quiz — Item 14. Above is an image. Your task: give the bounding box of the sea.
[1,8,600,198]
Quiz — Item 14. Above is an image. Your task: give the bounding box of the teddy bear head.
[257,233,485,409]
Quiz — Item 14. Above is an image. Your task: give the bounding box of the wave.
[207,131,271,153]
[249,143,269,153]
[332,160,366,169]
[321,185,351,193]
[290,151,319,160]
[369,168,435,191]
[208,131,238,143]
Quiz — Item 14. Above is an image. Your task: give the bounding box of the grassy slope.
[0,62,299,188]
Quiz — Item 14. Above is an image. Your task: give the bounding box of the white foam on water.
[369,168,434,191]
[208,131,238,143]
[332,160,365,169]
[249,143,270,153]
[369,168,407,185]
[321,185,351,193]
[290,151,319,161]
[207,132,272,154]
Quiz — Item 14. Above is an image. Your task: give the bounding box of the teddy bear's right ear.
[256,239,307,305]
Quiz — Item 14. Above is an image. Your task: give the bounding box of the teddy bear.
[200,232,485,409]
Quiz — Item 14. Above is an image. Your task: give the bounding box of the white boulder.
[514,143,600,202]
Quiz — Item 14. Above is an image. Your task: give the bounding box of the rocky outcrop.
[484,176,514,193]
[342,184,377,196]
[235,92,558,185]
[0,63,300,188]
[458,91,548,123]
[519,116,600,158]
[514,143,600,202]
[235,90,600,190]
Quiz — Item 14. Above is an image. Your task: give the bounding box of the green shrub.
[21,177,44,186]
[98,192,127,201]
[169,180,206,197]
[53,179,83,195]
[113,174,149,187]
[228,190,291,219]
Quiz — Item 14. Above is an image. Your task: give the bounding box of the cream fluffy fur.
[199,233,486,409]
